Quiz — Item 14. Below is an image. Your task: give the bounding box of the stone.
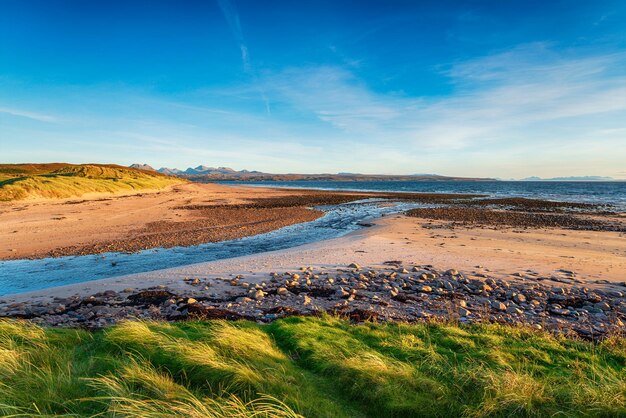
[491,301,506,311]
[277,287,289,296]
[595,302,611,311]
[514,294,527,304]
[419,286,433,293]
[446,269,459,276]
[459,307,471,317]
[303,295,312,305]
[550,307,570,316]
[348,263,361,270]
[506,306,523,315]
[187,298,198,304]
[254,290,265,300]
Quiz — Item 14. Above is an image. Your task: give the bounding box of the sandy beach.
[2,184,625,339]
[0,182,477,260]
[4,211,625,303]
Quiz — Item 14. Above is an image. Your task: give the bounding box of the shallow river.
[0,199,422,296]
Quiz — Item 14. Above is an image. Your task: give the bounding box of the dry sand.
[4,213,625,305]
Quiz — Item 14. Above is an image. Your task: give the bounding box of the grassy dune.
[0,163,185,201]
[0,317,624,417]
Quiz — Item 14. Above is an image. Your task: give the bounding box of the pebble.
[2,263,623,340]
[491,301,506,311]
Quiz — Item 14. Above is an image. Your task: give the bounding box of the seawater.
[222,180,626,209]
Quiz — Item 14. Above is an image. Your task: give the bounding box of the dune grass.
[0,317,624,417]
[0,163,185,201]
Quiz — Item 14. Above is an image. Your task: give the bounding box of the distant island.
[520,176,616,182]
[130,164,496,182]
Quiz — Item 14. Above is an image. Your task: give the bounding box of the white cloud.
[0,107,57,123]
[254,44,626,156]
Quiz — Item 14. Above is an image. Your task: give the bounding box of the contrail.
[217,0,271,114]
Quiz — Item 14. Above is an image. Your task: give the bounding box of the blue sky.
[1,0,625,178]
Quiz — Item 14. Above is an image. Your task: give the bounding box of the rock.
[277,287,289,296]
[398,268,409,274]
[187,298,198,304]
[337,288,351,298]
[459,307,471,317]
[419,286,433,293]
[514,294,527,304]
[254,290,266,300]
[550,307,570,316]
[446,269,459,276]
[480,284,493,292]
[595,302,611,311]
[348,263,361,270]
[303,295,312,305]
[506,306,523,315]
[491,301,506,311]
[551,287,565,294]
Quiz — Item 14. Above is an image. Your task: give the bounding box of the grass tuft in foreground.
[0,317,624,417]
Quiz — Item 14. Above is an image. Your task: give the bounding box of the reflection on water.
[0,199,422,296]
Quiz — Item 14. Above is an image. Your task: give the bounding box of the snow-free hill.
[0,163,186,201]
[129,163,156,171]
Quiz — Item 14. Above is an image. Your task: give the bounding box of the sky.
[1,0,625,179]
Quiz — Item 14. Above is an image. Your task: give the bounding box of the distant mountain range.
[130,164,262,176]
[129,164,494,182]
[520,176,616,181]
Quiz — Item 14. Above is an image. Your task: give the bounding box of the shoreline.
[0,182,481,260]
[1,183,625,339]
[2,181,620,262]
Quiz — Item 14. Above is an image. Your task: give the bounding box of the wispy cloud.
[0,107,58,123]
[254,43,626,153]
[217,0,249,72]
[217,0,271,115]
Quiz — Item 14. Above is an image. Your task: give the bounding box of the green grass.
[0,163,185,201]
[0,317,624,417]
